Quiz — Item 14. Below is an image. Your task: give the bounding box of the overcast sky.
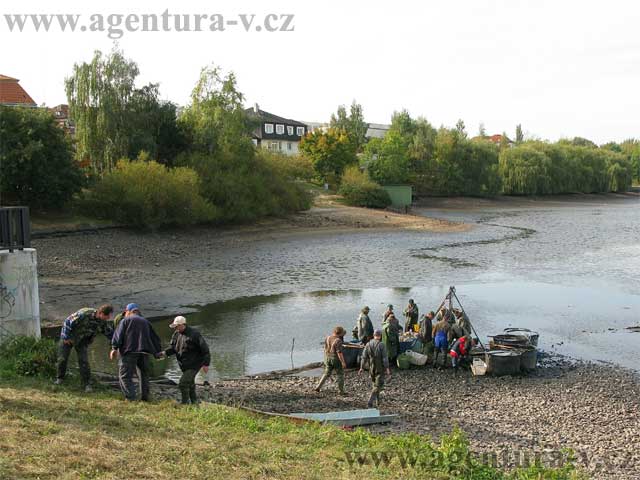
[2,0,639,143]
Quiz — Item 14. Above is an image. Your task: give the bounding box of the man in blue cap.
[113,303,141,330]
[110,306,162,401]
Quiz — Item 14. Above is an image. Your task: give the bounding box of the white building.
[245,104,308,156]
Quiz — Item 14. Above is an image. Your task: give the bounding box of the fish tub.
[342,342,364,368]
[503,328,539,347]
[486,350,521,376]
[518,347,537,372]
[489,334,531,349]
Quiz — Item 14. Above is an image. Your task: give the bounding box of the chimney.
[253,103,259,113]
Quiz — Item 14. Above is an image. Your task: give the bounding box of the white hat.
[170,316,187,328]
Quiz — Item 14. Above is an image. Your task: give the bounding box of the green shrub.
[0,336,57,378]
[0,106,84,208]
[79,157,219,228]
[339,165,391,208]
[258,150,315,182]
[177,151,312,223]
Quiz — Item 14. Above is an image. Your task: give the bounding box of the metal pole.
[450,287,486,350]
[290,337,295,370]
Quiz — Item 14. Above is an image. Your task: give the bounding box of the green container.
[382,185,412,207]
[396,353,411,370]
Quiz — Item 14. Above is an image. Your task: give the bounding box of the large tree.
[127,84,186,165]
[178,65,253,159]
[299,128,357,184]
[66,48,139,174]
[329,100,368,153]
[0,106,83,208]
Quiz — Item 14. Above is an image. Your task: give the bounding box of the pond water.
[81,197,640,380]
[83,281,639,382]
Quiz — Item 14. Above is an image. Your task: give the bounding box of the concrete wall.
[0,248,40,339]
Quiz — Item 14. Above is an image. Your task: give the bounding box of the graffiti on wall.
[0,274,16,319]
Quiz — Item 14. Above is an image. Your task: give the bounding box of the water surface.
[84,197,640,380]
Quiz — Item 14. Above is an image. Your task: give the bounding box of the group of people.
[316,299,478,408]
[55,303,210,405]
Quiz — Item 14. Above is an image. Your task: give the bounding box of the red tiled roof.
[0,74,36,106]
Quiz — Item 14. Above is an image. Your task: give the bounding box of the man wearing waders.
[359,329,391,408]
[315,326,347,395]
[356,306,374,344]
[161,316,210,405]
[403,299,419,332]
[432,313,451,368]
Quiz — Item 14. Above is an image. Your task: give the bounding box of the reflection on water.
[87,281,640,381]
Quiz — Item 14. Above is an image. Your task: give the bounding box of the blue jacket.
[111,314,162,356]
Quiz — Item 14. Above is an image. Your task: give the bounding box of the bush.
[177,150,312,223]
[0,336,57,378]
[79,157,219,228]
[0,106,83,208]
[258,150,315,182]
[339,165,391,208]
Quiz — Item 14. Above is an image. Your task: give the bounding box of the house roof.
[244,106,307,128]
[245,105,307,141]
[0,75,36,106]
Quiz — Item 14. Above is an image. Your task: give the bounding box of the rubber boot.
[367,391,377,408]
[315,374,329,392]
[337,375,345,395]
[180,388,190,405]
[189,386,198,405]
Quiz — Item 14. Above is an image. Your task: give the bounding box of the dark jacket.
[165,326,211,371]
[361,338,389,376]
[111,314,162,357]
[418,315,433,343]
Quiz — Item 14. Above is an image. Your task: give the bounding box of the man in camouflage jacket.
[55,305,114,391]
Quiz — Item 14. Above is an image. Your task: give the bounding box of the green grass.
[0,376,587,480]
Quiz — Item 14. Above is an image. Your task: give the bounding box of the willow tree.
[178,65,252,159]
[65,48,139,175]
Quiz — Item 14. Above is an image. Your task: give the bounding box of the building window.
[276,124,284,134]
[287,142,292,151]
[296,126,305,136]
[252,138,258,146]
[265,123,274,134]
[287,126,294,135]
[270,142,280,150]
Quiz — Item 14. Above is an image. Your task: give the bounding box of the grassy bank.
[0,377,585,480]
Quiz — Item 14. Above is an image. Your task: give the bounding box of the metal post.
[450,287,486,350]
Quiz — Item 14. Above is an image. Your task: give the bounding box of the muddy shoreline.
[34,193,639,325]
[34,197,467,324]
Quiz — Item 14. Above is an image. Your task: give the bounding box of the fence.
[0,207,31,252]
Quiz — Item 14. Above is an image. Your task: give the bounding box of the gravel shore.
[149,356,640,479]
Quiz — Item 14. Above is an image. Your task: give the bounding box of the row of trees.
[301,106,635,198]
[3,47,638,212]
